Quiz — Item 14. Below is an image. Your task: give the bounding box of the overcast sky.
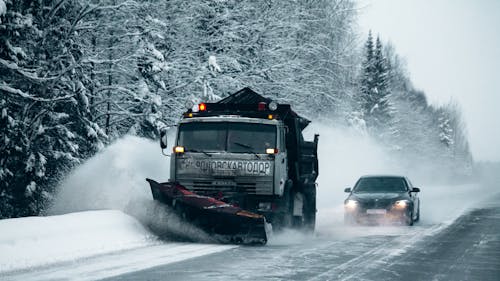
[357,0,500,162]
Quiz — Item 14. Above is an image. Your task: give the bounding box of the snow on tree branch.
[0,83,75,102]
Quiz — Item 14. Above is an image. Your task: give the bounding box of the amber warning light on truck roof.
[199,103,207,111]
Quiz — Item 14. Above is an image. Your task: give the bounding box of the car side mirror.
[411,187,420,193]
[160,129,168,150]
[344,188,352,193]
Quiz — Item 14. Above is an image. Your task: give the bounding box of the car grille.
[359,199,393,209]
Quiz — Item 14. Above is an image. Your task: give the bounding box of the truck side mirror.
[411,187,420,193]
[160,129,168,150]
[344,188,351,193]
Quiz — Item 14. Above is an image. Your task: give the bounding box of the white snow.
[48,135,170,213]
[208,55,221,72]
[7,115,14,126]
[24,181,36,197]
[36,124,45,135]
[25,153,35,173]
[0,210,235,279]
[0,0,6,23]
[0,134,235,277]
[76,81,89,111]
[0,210,154,273]
[149,43,165,62]
[86,125,97,138]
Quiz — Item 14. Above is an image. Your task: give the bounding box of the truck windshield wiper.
[232,142,261,159]
[186,149,212,157]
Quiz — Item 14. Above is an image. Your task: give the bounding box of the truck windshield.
[178,122,277,154]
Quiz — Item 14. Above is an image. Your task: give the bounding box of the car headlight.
[394,200,408,209]
[345,200,358,209]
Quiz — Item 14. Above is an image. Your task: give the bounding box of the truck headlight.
[266,148,278,154]
[173,146,185,153]
[269,101,278,111]
[345,200,358,209]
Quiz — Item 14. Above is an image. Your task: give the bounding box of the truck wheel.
[272,183,293,231]
[272,212,292,232]
[291,191,304,229]
[303,186,316,232]
[292,215,303,228]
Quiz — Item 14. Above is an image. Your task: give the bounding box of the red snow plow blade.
[146,179,268,245]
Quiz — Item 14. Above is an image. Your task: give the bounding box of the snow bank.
[0,210,155,273]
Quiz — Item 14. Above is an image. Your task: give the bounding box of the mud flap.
[147,178,268,245]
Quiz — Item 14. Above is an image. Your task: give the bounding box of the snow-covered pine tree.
[371,36,398,142]
[74,0,167,139]
[0,0,103,218]
[358,33,398,141]
[359,31,375,121]
[134,31,169,138]
[437,102,473,178]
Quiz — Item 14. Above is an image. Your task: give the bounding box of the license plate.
[367,209,387,215]
[213,181,234,186]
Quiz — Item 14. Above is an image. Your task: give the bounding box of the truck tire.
[303,185,316,232]
[272,183,293,231]
[291,191,304,229]
[272,211,292,232]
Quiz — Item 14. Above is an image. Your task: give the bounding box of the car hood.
[349,192,409,202]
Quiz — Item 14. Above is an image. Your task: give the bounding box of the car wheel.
[406,211,414,226]
[414,204,420,222]
[344,213,356,226]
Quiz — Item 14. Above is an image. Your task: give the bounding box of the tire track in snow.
[308,223,450,281]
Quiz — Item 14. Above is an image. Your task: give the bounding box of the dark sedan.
[344,175,420,225]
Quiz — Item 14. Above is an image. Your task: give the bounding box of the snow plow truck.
[147,87,319,245]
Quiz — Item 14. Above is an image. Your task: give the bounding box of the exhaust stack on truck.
[147,87,319,244]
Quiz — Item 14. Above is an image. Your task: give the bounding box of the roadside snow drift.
[0,210,154,273]
[0,210,235,280]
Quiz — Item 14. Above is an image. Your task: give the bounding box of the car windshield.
[353,177,408,193]
[178,122,276,154]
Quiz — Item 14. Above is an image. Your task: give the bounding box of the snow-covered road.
[103,190,500,281]
[1,181,498,281]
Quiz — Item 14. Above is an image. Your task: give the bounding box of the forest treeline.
[0,0,472,218]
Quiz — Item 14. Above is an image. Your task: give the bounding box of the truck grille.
[177,176,273,195]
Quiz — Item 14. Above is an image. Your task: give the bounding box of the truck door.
[274,126,288,196]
